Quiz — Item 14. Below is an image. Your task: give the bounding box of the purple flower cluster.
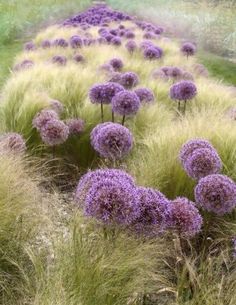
[111,90,140,116]
[0,132,26,153]
[66,118,85,135]
[49,100,64,114]
[52,38,68,48]
[52,55,67,66]
[73,54,85,63]
[168,197,203,237]
[33,109,59,131]
[195,174,236,215]
[181,42,196,57]
[41,40,51,49]
[119,72,139,89]
[143,45,163,60]
[14,60,34,71]
[134,88,155,103]
[90,122,133,160]
[125,40,137,53]
[24,41,36,51]
[109,58,123,71]
[170,81,197,101]
[70,35,83,48]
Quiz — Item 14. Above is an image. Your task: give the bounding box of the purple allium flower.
[33,109,59,131]
[132,187,171,235]
[143,32,156,39]
[195,174,236,215]
[170,80,197,101]
[192,64,208,77]
[14,59,34,71]
[75,168,135,206]
[89,82,124,104]
[52,55,67,66]
[84,178,140,225]
[109,72,122,83]
[120,72,139,89]
[151,69,167,80]
[112,90,140,116]
[49,99,64,114]
[181,71,194,81]
[69,35,83,48]
[183,148,222,180]
[98,63,113,74]
[66,118,85,135]
[40,119,69,146]
[111,36,122,46]
[125,40,137,53]
[169,197,203,237]
[134,88,155,103]
[143,46,163,60]
[90,122,133,160]
[53,38,68,48]
[140,40,153,50]
[169,67,183,79]
[109,58,123,71]
[125,30,135,39]
[41,39,51,49]
[0,132,26,153]
[24,41,36,51]
[160,66,172,76]
[181,42,196,57]
[179,139,215,165]
[73,54,85,63]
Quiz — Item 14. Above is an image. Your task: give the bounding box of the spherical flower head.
[66,118,85,135]
[125,40,137,53]
[24,41,36,51]
[184,148,222,180]
[151,69,168,80]
[90,122,133,160]
[169,197,203,237]
[89,82,124,104]
[169,67,183,79]
[112,90,140,116]
[109,72,122,83]
[73,54,85,63]
[120,72,139,89]
[193,63,208,77]
[49,99,64,114]
[111,36,122,46]
[53,38,68,48]
[134,88,155,103]
[144,46,163,60]
[41,39,51,49]
[195,174,236,215]
[69,35,83,48]
[181,42,196,57]
[75,168,135,206]
[179,138,215,165]
[132,187,171,235]
[160,66,172,76]
[109,58,123,71]
[0,132,26,153]
[125,30,135,39]
[40,119,69,146]
[84,178,140,225]
[170,80,197,101]
[52,55,67,66]
[143,32,156,39]
[32,109,59,131]
[14,60,34,71]
[181,71,194,81]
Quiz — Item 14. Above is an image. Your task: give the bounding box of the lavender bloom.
[195,174,236,215]
[169,67,183,79]
[84,178,140,225]
[170,80,197,101]
[14,60,34,71]
[132,187,171,236]
[40,119,69,146]
[52,55,67,66]
[183,148,222,180]
[24,41,36,51]
[109,58,123,71]
[111,36,122,46]
[144,46,163,60]
[98,63,114,74]
[181,71,194,81]
[73,54,85,63]
[169,197,203,237]
[53,38,68,48]
[49,100,64,114]
[179,139,215,165]
[90,122,133,160]
[134,88,155,103]
[112,90,140,116]
[32,109,59,131]
[69,35,83,48]
[0,132,26,153]
[125,40,137,53]
[125,30,135,39]
[75,168,135,206]
[143,32,156,39]
[66,118,85,135]
[41,40,51,49]
[89,82,124,104]
[120,72,139,89]
[181,42,196,57]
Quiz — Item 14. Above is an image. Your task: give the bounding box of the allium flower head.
[85,178,140,225]
[134,88,155,103]
[120,72,139,89]
[144,46,163,60]
[52,55,67,66]
[90,122,133,160]
[69,35,83,48]
[14,60,34,71]
[181,42,196,57]
[132,187,171,235]
[169,67,183,79]
[112,90,140,116]
[33,109,59,131]
[184,148,222,180]
[109,58,123,71]
[73,54,85,63]
[66,118,85,135]
[49,99,64,114]
[24,41,36,51]
[179,138,215,165]
[125,40,137,53]
[169,197,203,237]
[53,38,68,48]
[195,174,236,215]
[125,30,135,39]
[0,132,26,153]
[111,36,122,46]
[40,119,69,146]
[170,80,197,101]
[41,40,51,49]
[89,82,124,104]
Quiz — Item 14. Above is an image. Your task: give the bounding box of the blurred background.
[0,0,235,87]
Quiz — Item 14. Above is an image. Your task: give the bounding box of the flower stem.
[183,100,187,114]
[52,146,56,159]
[101,102,104,123]
[121,115,125,126]
[112,111,114,122]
